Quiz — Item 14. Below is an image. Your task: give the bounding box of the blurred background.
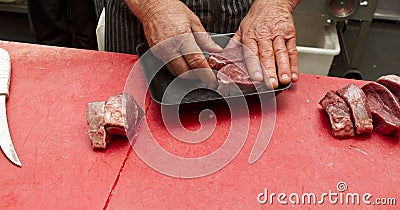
[0,0,399,81]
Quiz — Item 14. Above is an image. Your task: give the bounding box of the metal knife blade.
[0,48,21,167]
[0,95,21,166]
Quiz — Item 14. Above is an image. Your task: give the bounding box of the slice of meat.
[336,83,373,135]
[319,90,355,138]
[208,54,228,71]
[376,74,400,101]
[216,63,264,96]
[209,46,269,96]
[86,93,144,148]
[87,102,107,148]
[362,82,400,136]
[104,94,126,136]
[123,92,145,140]
[208,46,244,71]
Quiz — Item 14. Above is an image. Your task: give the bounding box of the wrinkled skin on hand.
[230,0,301,89]
[125,0,221,89]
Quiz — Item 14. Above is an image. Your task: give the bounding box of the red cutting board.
[109,72,400,209]
[0,41,138,209]
[1,40,400,209]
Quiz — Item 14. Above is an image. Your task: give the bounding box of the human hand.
[125,0,222,89]
[229,0,302,89]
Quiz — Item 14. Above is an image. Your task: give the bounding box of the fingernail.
[291,73,298,81]
[281,74,290,82]
[254,72,263,80]
[269,78,276,87]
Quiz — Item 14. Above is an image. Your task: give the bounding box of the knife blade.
[0,48,21,167]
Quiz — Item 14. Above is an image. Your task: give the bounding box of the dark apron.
[98,0,253,54]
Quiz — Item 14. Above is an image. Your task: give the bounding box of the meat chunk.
[104,94,126,136]
[362,82,400,136]
[209,47,244,63]
[216,63,264,96]
[208,47,268,96]
[86,93,144,148]
[319,90,355,138]
[123,93,145,140]
[208,54,229,71]
[336,83,373,135]
[208,47,245,71]
[87,102,107,148]
[376,74,400,101]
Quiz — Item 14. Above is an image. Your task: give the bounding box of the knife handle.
[0,48,11,96]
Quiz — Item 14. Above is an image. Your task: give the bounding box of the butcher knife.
[0,48,21,167]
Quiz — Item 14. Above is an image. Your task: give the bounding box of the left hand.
[230,0,301,89]
[124,0,222,89]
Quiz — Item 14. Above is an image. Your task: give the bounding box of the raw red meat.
[208,47,267,96]
[362,82,400,136]
[86,93,144,148]
[103,94,126,137]
[336,83,373,135]
[208,54,229,71]
[216,63,264,96]
[87,101,107,148]
[209,47,244,63]
[208,47,244,71]
[376,74,400,101]
[319,90,355,138]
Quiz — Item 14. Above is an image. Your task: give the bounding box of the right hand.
[227,0,301,89]
[125,0,222,89]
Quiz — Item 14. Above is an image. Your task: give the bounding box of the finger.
[166,57,190,76]
[184,53,218,89]
[191,25,223,53]
[242,38,263,82]
[258,39,278,89]
[181,35,218,89]
[225,29,242,49]
[286,37,299,82]
[273,36,291,85]
[166,57,202,80]
[150,37,182,64]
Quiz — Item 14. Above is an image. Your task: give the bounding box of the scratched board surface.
[110,73,400,209]
[0,41,137,209]
[0,41,399,209]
